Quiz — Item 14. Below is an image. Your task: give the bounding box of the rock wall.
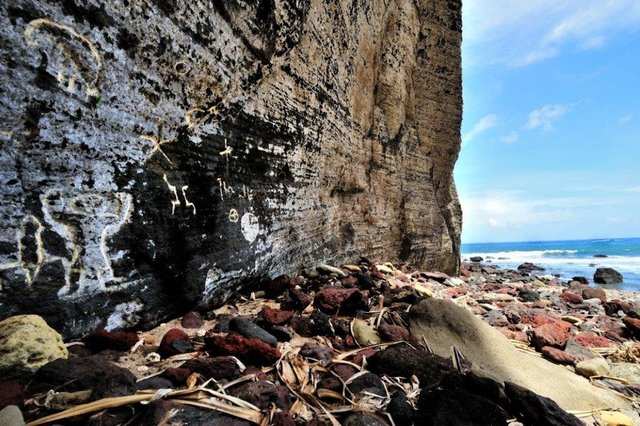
[0,0,462,337]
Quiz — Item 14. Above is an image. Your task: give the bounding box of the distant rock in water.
[593,254,608,258]
[594,268,623,285]
[518,263,545,274]
[470,256,484,263]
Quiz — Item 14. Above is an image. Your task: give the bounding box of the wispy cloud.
[464,0,640,68]
[526,104,570,130]
[462,114,498,144]
[618,114,633,125]
[502,132,519,144]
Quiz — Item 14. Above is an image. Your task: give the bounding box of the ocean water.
[461,238,640,291]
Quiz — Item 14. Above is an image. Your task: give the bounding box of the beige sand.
[410,298,640,424]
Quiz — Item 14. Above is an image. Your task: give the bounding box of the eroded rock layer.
[0,0,462,337]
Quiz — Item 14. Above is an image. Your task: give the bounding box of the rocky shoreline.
[1,260,639,425]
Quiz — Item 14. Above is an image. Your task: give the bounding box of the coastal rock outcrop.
[0,0,462,337]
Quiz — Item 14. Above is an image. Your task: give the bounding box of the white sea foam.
[464,251,640,274]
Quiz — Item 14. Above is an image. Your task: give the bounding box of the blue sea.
[461,238,640,291]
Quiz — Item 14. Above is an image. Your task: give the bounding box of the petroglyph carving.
[24,19,103,99]
[240,213,260,243]
[163,175,197,215]
[40,190,133,297]
[181,185,197,215]
[228,209,239,223]
[216,178,236,201]
[16,215,46,284]
[140,123,175,166]
[163,174,181,214]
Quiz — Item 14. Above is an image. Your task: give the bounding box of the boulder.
[582,287,606,302]
[0,0,463,339]
[0,315,68,375]
[594,268,624,285]
[518,263,545,274]
[409,298,638,421]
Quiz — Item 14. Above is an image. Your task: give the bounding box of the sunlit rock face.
[0,0,462,337]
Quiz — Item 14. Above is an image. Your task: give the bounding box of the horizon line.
[462,236,640,246]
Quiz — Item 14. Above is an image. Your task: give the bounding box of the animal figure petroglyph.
[24,19,103,99]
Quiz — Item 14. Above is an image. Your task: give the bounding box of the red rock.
[314,287,368,314]
[162,367,191,385]
[159,328,193,358]
[541,346,576,365]
[446,287,467,298]
[264,275,292,296]
[530,323,570,349]
[582,287,606,302]
[521,312,572,331]
[623,316,640,337]
[259,307,294,326]
[181,311,203,329]
[560,291,583,304]
[604,300,633,316]
[573,332,614,348]
[84,329,139,352]
[204,333,280,365]
[378,324,410,342]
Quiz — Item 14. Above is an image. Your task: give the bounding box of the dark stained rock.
[505,382,583,426]
[332,364,359,382]
[136,376,174,390]
[158,328,193,358]
[518,289,540,302]
[378,323,410,342]
[291,311,333,337]
[368,344,453,388]
[594,268,624,285]
[230,381,293,410]
[142,401,251,426]
[271,412,296,426]
[263,275,292,297]
[84,329,139,352]
[518,263,545,274]
[204,333,280,365]
[347,372,386,397]
[572,276,589,285]
[604,299,633,316]
[299,343,333,364]
[0,380,24,410]
[181,357,242,380]
[623,316,640,338]
[470,256,483,262]
[181,311,204,329]
[343,413,389,426]
[31,355,136,399]
[230,318,277,346]
[388,391,417,425]
[417,382,510,426]
[281,288,314,311]
[162,367,192,385]
[0,0,463,339]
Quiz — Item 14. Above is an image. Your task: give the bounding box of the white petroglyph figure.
[40,190,133,298]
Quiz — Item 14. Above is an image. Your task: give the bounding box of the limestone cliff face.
[0,0,462,337]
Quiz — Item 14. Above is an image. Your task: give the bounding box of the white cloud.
[502,132,519,144]
[526,104,570,130]
[462,114,498,143]
[464,0,640,68]
[618,114,633,125]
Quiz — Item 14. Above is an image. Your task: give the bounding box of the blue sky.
[457,0,640,243]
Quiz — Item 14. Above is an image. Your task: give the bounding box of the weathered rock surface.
[0,0,462,338]
[0,314,68,375]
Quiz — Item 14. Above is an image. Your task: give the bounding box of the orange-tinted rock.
[531,323,570,349]
[623,316,640,338]
[573,332,614,348]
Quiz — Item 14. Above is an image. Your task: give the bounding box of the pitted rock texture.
[0,0,462,338]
